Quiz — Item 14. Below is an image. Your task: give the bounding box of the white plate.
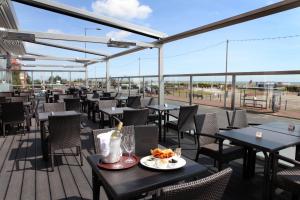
[140,155,186,170]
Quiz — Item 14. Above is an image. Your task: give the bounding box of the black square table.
[87,154,207,200]
[218,126,300,200]
[146,104,180,141]
[256,121,300,137]
[37,110,79,159]
[99,107,135,128]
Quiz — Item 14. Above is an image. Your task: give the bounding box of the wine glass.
[122,133,135,163]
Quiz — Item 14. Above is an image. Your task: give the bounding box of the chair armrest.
[248,123,261,126]
[227,126,240,129]
[276,155,300,166]
[219,127,232,131]
[165,112,178,119]
[195,132,224,141]
[112,116,122,124]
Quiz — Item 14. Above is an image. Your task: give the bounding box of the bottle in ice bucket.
[104,122,123,163]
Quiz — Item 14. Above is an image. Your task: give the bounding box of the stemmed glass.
[122,133,135,163]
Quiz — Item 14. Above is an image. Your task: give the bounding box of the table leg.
[296,145,300,161]
[163,111,169,142]
[92,170,101,200]
[40,121,47,160]
[263,152,272,200]
[158,112,162,142]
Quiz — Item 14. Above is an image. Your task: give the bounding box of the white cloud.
[106,30,132,40]
[91,0,152,20]
[46,29,63,34]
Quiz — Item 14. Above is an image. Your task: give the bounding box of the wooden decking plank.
[56,149,81,199]
[0,137,6,151]
[64,148,92,200]
[47,149,67,199]
[21,132,37,200]
[0,136,14,173]
[35,132,51,200]
[0,134,21,200]
[5,133,29,200]
[79,148,94,187]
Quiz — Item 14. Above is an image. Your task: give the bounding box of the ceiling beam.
[108,0,300,59]
[2,28,156,48]
[11,0,167,39]
[10,54,102,63]
[19,63,85,68]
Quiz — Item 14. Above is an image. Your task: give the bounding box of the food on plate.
[150,148,175,159]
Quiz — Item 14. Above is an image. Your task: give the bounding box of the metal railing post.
[189,75,193,105]
[231,75,236,110]
[31,71,34,90]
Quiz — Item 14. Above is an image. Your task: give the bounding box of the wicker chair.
[64,98,81,112]
[92,126,134,154]
[165,105,198,147]
[43,102,65,112]
[1,102,25,137]
[0,97,6,103]
[134,125,159,157]
[274,155,300,199]
[145,97,159,123]
[127,96,141,108]
[122,108,149,126]
[158,167,232,200]
[226,109,260,129]
[47,113,82,171]
[10,96,29,102]
[194,113,244,171]
[94,100,117,127]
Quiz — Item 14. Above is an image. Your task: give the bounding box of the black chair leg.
[51,153,54,172]
[195,150,200,162]
[177,131,181,147]
[218,161,223,171]
[181,132,184,139]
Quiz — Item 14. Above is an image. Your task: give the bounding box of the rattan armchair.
[47,113,82,171]
[164,105,198,147]
[194,113,244,171]
[127,96,142,108]
[158,167,232,200]
[226,109,261,129]
[1,102,25,137]
[122,108,149,126]
[63,98,81,112]
[43,102,66,112]
[275,155,300,199]
[94,100,117,128]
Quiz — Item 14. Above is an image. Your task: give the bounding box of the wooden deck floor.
[0,117,294,200]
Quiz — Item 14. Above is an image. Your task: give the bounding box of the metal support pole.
[117,78,120,93]
[142,76,145,98]
[231,75,236,110]
[128,77,131,96]
[69,71,71,86]
[84,64,88,87]
[105,60,110,92]
[31,71,34,90]
[224,40,229,109]
[158,46,164,105]
[50,71,53,89]
[189,75,193,105]
[138,57,141,95]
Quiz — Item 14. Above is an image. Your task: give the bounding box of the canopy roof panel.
[0,0,25,55]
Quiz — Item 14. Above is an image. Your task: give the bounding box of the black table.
[87,154,207,200]
[99,107,135,128]
[115,96,128,107]
[38,110,78,159]
[146,104,180,141]
[218,126,300,200]
[256,121,300,137]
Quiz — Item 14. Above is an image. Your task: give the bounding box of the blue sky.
[11,0,300,81]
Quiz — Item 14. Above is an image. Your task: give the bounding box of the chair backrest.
[127,96,141,108]
[59,94,74,100]
[10,96,28,102]
[97,100,117,109]
[0,97,6,103]
[48,114,81,151]
[102,92,111,97]
[159,167,232,200]
[134,125,158,157]
[63,98,81,112]
[0,92,12,97]
[1,102,25,122]
[226,109,248,128]
[43,102,66,112]
[92,126,134,154]
[178,105,198,132]
[123,108,149,126]
[194,113,219,146]
[92,92,100,98]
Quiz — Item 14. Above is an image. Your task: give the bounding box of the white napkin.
[97,130,114,157]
